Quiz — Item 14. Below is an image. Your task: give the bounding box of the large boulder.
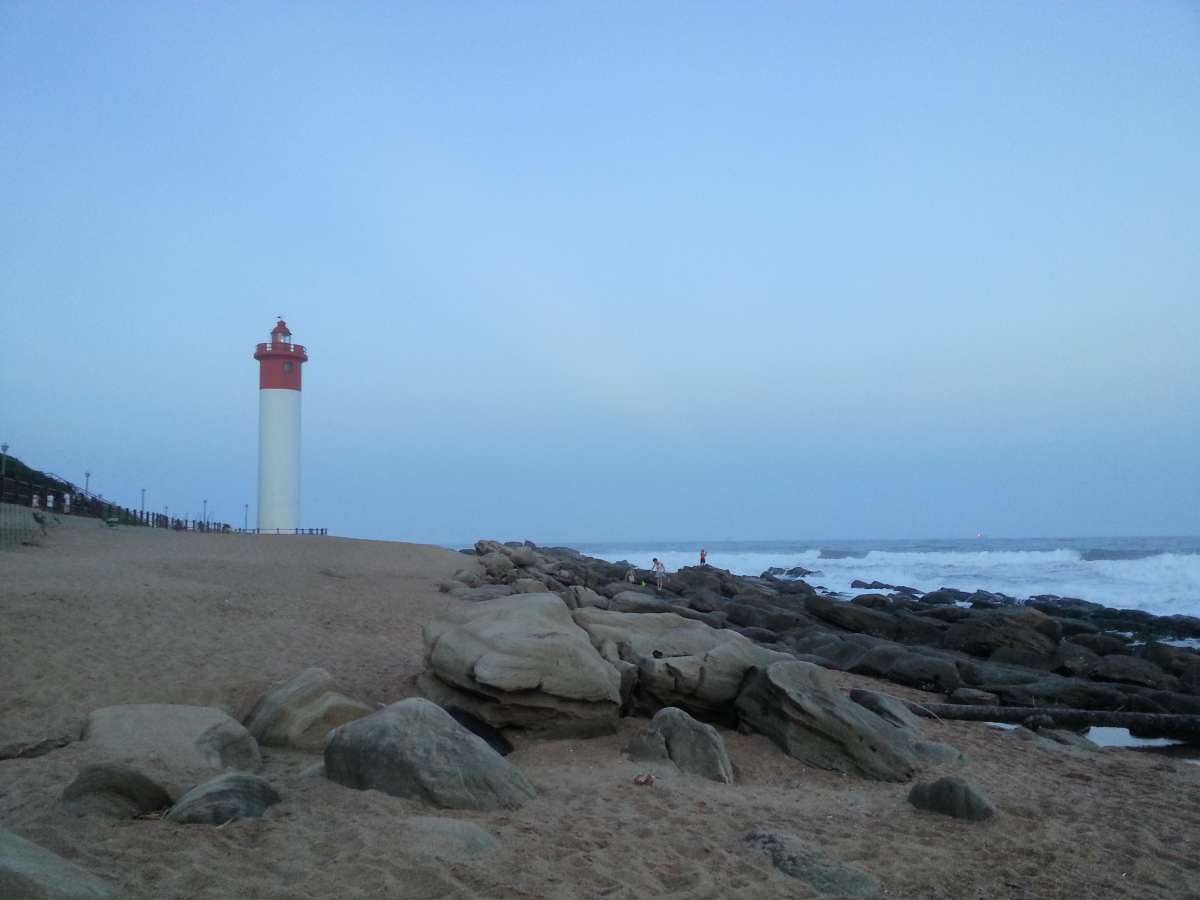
[0,829,115,899]
[1088,655,1175,690]
[734,661,917,782]
[324,699,536,810]
[243,668,372,751]
[624,707,734,783]
[572,608,791,723]
[421,593,622,737]
[164,773,281,825]
[81,705,260,792]
[739,829,879,897]
[942,608,1060,658]
[61,764,171,820]
[848,690,920,730]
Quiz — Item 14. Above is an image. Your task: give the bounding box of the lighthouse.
[253,319,309,532]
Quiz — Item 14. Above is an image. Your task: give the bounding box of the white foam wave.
[579,546,1200,617]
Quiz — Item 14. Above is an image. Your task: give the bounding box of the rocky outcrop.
[243,668,372,751]
[908,776,996,821]
[848,689,920,730]
[740,830,880,897]
[61,764,171,820]
[422,593,622,737]
[942,608,1061,658]
[81,704,260,792]
[324,699,536,810]
[735,661,917,782]
[572,607,791,722]
[164,773,281,825]
[624,707,734,783]
[0,828,115,899]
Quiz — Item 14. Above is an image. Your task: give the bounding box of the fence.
[0,472,326,544]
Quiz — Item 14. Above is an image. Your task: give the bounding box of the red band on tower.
[253,320,308,391]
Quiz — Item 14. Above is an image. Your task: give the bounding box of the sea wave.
[576,543,1200,618]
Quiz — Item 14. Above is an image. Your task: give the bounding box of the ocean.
[571,537,1200,619]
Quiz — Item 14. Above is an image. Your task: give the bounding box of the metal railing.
[254,342,308,355]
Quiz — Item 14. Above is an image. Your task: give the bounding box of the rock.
[942,608,1060,659]
[1088,655,1175,690]
[243,667,372,751]
[948,687,1000,705]
[324,699,536,811]
[438,579,467,593]
[443,706,513,756]
[805,595,899,639]
[921,589,970,606]
[1052,641,1101,677]
[734,661,917,782]
[883,652,962,693]
[0,828,116,899]
[61,764,171,820]
[740,830,880,897]
[449,584,516,602]
[164,773,281,825]
[422,593,621,737]
[507,545,538,568]
[1040,729,1101,751]
[572,607,791,723]
[479,551,515,579]
[908,776,996,821]
[559,586,608,610]
[913,741,963,764]
[624,707,733,783]
[852,593,892,609]
[513,578,548,593]
[1069,633,1130,656]
[81,704,260,792]
[451,569,483,588]
[395,817,498,860]
[848,690,920,730]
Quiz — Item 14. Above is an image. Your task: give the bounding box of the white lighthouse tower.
[253,319,309,532]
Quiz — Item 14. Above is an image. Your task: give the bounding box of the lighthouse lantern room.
[253,319,308,531]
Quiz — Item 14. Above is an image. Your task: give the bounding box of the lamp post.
[244,503,248,532]
[202,499,207,528]
[1,442,8,478]
[140,488,145,519]
[84,471,91,495]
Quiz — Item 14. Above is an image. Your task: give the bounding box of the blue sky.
[2,3,1198,543]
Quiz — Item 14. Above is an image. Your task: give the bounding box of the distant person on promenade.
[700,548,707,565]
[652,558,666,592]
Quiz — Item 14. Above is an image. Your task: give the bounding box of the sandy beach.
[3,522,1199,899]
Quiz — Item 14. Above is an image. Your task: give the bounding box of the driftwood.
[902,702,1200,743]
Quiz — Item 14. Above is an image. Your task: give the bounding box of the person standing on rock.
[700,548,707,565]
[652,558,667,592]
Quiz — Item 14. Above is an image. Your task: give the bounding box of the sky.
[2,3,1198,544]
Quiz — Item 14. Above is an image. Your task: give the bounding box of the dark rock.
[805,595,899,640]
[851,580,897,591]
[734,661,917,782]
[908,776,996,821]
[443,706,514,756]
[1053,617,1101,638]
[921,589,970,606]
[740,830,880,897]
[851,593,892,609]
[1052,641,1101,677]
[324,699,537,810]
[884,653,962,693]
[942,608,1060,659]
[164,773,281,825]
[1088,655,1175,690]
[1139,642,1200,684]
[61,764,172,820]
[1069,633,1130,656]
[956,660,1045,687]
[1040,729,1101,751]
[988,647,1057,671]
[891,612,948,646]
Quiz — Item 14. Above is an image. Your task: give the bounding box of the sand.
[2,523,1200,899]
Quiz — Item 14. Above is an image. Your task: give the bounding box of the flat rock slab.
[324,698,537,811]
[397,817,498,860]
[82,705,260,792]
[165,773,281,825]
[61,764,172,820]
[625,707,734,783]
[741,829,879,897]
[0,828,116,899]
[735,661,917,782]
[243,667,372,751]
[849,689,921,730]
[909,776,996,821]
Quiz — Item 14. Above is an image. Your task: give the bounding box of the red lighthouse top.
[253,319,309,390]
